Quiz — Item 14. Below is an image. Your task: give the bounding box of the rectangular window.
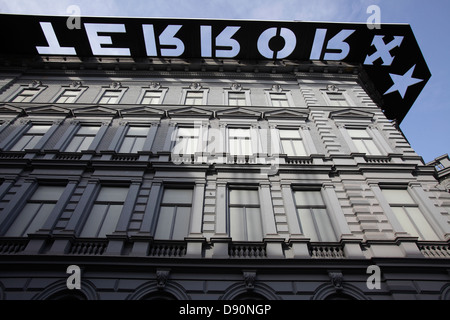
[382,189,439,240]
[141,91,162,104]
[229,189,263,242]
[269,93,289,107]
[184,91,204,105]
[279,129,307,156]
[229,128,252,156]
[293,190,336,242]
[12,89,39,103]
[64,126,99,152]
[80,186,129,238]
[99,90,121,104]
[10,125,51,151]
[347,129,381,155]
[154,188,193,240]
[327,92,349,106]
[118,126,149,153]
[6,186,65,237]
[228,92,247,106]
[56,90,81,103]
[173,127,200,155]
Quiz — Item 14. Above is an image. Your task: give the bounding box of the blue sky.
[0,0,448,163]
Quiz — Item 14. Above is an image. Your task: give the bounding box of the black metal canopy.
[0,14,431,123]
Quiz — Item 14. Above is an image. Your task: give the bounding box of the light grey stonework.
[0,58,448,300]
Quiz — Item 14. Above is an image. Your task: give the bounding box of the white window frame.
[5,185,66,237]
[138,88,168,105]
[118,125,150,154]
[180,85,209,105]
[381,187,440,241]
[9,123,52,151]
[227,127,253,156]
[53,88,86,103]
[64,125,100,152]
[228,188,263,242]
[321,88,354,107]
[224,89,251,106]
[292,188,337,242]
[278,128,308,157]
[154,188,193,241]
[79,186,129,238]
[346,127,383,156]
[172,126,201,156]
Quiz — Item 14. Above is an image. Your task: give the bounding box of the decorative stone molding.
[329,271,343,291]
[189,82,202,90]
[271,84,283,92]
[28,80,42,88]
[69,81,82,89]
[109,82,122,89]
[156,269,170,290]
[243,271,257,290]
[230,83,242,91]
[326,84,339,92]
[149,82,161,90]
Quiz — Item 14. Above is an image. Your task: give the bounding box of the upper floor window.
[184,91,204,105]
[381,188,439,240]
[11,89,40,103]
[118,126,149,153]
[64,126,99,152]
[79,186,129,238]
[229,128,252,156]
[55,89,81,103]
[347,128,381,155]
[99,90,122,104]
[141,91,163,104]
[326,92,349,106]
[229,189,263,242]
[154,188,193,240]
[10,124,51,151]
[269,92,289,107]
[5,185,65,237]
[279,129,307,156]
[292,190,336,242]
[228,92,247,106]
[173,127,200,155]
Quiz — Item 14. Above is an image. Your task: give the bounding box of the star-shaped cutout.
[384,65,424,99]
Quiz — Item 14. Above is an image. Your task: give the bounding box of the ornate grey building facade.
[0,15,449,301]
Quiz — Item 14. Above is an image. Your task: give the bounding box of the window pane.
[96,187,129,202]
[80,204,107,237]
[230,207,246,241]
[10,136,34,151]
[5,203,41,236]
[294,191,325,206]
[23,203,55,236]
[28,125,51,134]
[118,137,135,153]
[391,207,419,238]
[279,130,301,139]
[31,186,65,201]
[347,129,370,138]
[229,189,259,206]
[229,128,251,138]
[162,189,193,204]
[364,139,381,155]
[406,207,439,240]
[97,205,123,238]
[246,208,263,241]
[352,139,368,153]
[77,136,94,151]
[382,189,415,205]
[77,126,100,135]
[127,127,150,136]
[172,207,191,240]
[154,207,175,240]
[65,136,83,152]
[130,137,146,153]
[313,208,337,242]
[297,208,319,242]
